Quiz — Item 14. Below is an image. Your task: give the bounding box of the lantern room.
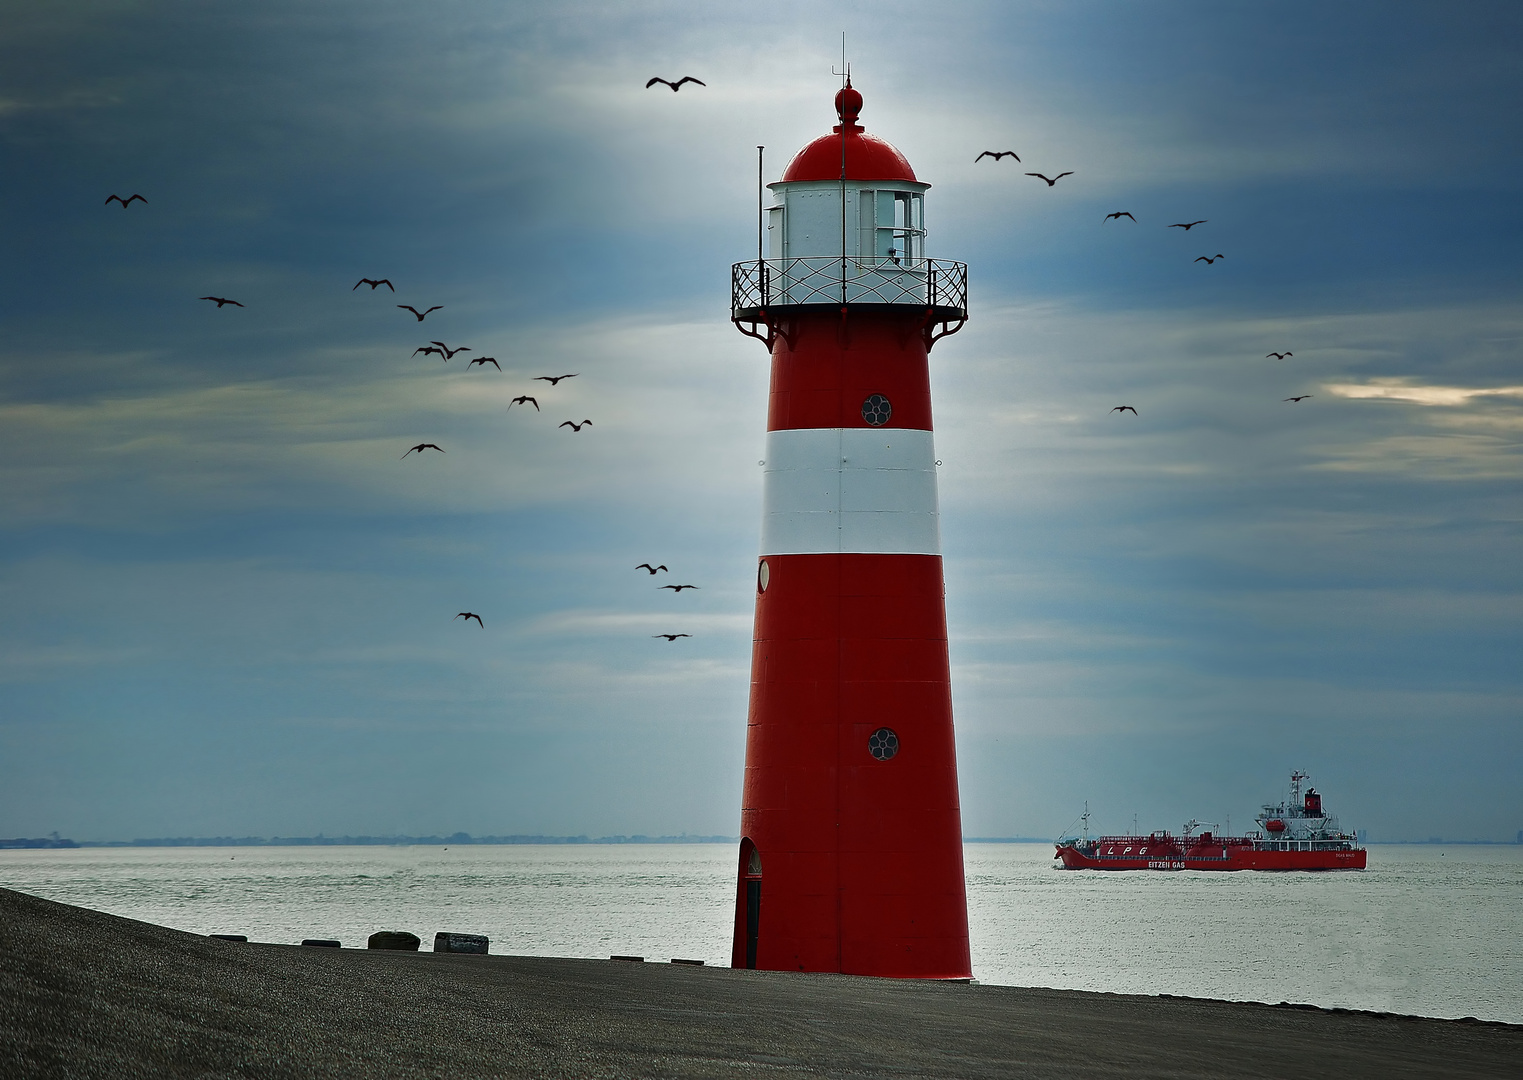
[732,80,967,332]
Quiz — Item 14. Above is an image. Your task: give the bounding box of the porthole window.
[861,394,892,427]
[868,727,899,761]
[757,559,770,593]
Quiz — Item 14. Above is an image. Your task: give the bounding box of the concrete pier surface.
[2,887,1517,1079]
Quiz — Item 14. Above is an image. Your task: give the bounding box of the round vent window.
[757,559,770,593]
[861,394,892,427]
[868,728,899,761]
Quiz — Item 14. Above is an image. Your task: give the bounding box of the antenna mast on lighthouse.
[728,76,970,979]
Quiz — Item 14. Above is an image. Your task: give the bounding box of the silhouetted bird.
[1266,352,1293,360]
[353,278,394,291]
[1169,221,1208,231]
[636,563,668,575]
[1283,395,1313,403]
[660,584,700,592]
[653,634,692,641]
[1026,172,1073,187]
[646,76,705,91]
[402,443,445,457]
[533,374,579,385]
[508,395,539,411]
[412,346,447,360]
[105,194,146,207]
[975,150,1020,162]
[1111,406,1138,415]
[455,612,484,627]
[1104,212,1136,222]
[560,420,592,432]
[468,357,501,370]
[1195,254,1225,264]
[430,341,471,359]
[199,296,243,307]
[398,305,442,321]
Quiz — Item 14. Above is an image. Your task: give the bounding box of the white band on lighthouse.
[760,427,941,556]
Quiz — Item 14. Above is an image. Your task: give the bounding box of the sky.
[1,0,1520,843]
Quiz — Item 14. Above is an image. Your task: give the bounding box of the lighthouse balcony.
[731,256,967,323]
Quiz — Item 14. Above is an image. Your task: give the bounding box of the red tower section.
[729,82,970,978]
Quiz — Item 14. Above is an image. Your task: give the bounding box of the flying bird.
[468,357,501,370]
[560,420,592,432]
[401,443,445,457]
[1169,220,1208,231]
[199,296,243,307]
[1195,254,1225,264]
[430,341,471,359]
[398,305,442,321]
[1025,172,1073,187]
[646,76,705,91]
[353,278,394,291]
[412,346,447,360]
[636,564,668,575]
[105,194,146,207]
[1111,406,1137,415]
[455,612,484,627]
[1283,395,1313,402]
[660,584,700,592]
[975,150,1020,162]
[653,634,692,641]
[1104,212,1136,222]
[1266,352,1294,360]
[508,395,539,411]
[533,374,579,385]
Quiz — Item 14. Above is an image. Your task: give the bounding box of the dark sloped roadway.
[2,887,1518,1079]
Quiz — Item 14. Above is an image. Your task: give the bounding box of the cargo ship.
[1054,772,1366,871]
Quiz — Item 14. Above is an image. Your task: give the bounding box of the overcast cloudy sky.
[2,1,1519,843]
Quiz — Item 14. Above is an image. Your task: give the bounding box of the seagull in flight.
[1104,212,1136,222]
[646,76,705,91]
[105,194,146,207]
[1266,352,1294,360]
[636,563,668,575]
[1169,220,1208,231]
[430,341,471,360]
[398,305,442,321]
[1025,172,1073,187]
[468,357,501,370]
[533,374,579,385]
[560,419,592,432]
[653,633,692,641]
[1195,254,1225,264]
[1111,405,1137,415]
[412,346,447,360]
[660,584,700,592]
[455,612,484,627]
[402,443,445,457]
[353,278,394,291]
[199,296,243,307]
[975,150,1020,162]
[508,395,539,411]
[1283,395,1313,403]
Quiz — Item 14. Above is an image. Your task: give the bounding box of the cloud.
[1325,380,1523,407]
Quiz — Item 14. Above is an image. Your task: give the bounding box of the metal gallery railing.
[731,256,967,319]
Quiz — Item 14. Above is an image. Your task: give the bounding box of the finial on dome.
[834,76,863,131]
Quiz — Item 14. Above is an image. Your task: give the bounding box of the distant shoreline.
[5,835,1520,850]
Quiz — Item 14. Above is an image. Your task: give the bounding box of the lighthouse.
[729,80,971,979]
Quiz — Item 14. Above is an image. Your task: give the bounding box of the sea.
[2,842,1519,1025]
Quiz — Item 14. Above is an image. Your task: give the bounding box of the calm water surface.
[3,843,1518,1023]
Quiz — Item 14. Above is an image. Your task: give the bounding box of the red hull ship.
[1055,772,1366,871]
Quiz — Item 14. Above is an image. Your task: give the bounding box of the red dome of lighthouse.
[779,81,920,184]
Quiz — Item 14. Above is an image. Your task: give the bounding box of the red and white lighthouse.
[730,80,971,979]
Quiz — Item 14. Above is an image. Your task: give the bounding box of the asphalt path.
[2,886,1517,1078]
